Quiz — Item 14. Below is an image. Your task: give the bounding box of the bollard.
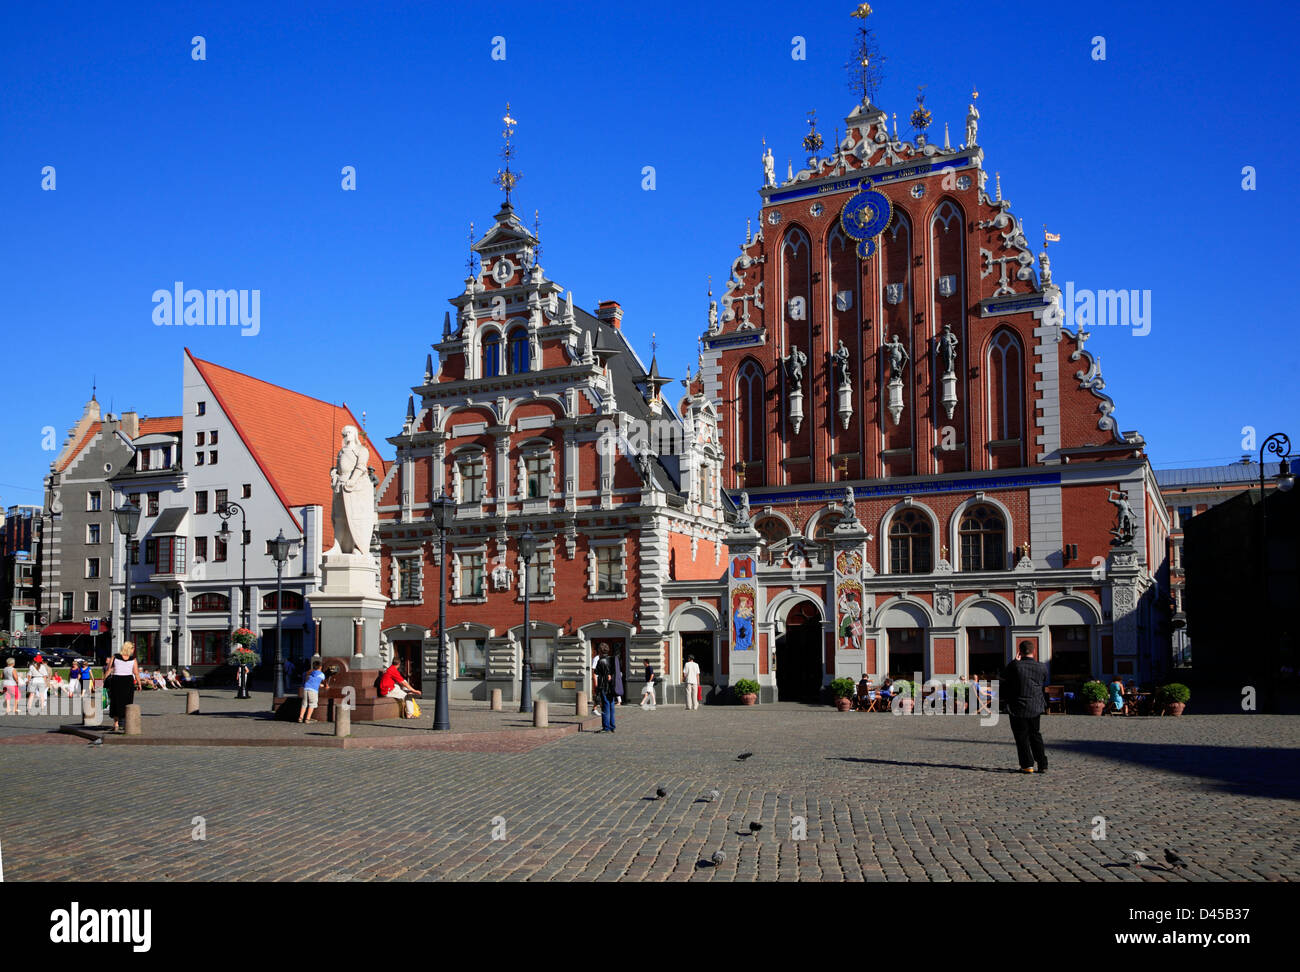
[576,691,588,717]
[82,694,98,727]
[334,702,351,737]
[533,699,549,728]
[490,688,502,711]
[124,703,142,736]
[185,690,200,714]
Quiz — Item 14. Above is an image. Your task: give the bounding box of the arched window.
[482,331,501,378]
[814,512,843,538]
[889,510,933,574]
[737,360,765,468]
[262,590,304,611]
[130,595,161,614]
[191,592,230,613]
[508,328,529,374]
[988,330,1023,441]
[959,505,1006,571]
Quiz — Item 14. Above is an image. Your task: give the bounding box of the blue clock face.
[841,182,893,259]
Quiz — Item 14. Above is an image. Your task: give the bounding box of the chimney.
[120,411,140,439]
[596,300,623,330]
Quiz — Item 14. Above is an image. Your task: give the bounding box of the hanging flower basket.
[231,628,256,648]
[229,646,261,667]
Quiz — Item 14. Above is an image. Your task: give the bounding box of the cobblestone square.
[1,703,1296,882]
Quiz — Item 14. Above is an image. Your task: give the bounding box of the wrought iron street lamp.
[432,492,454,731]
[217,502,249,628]
[113,501,141,652]
[518,529,537,714]
[267,528,299,710]
[1258,433,1295,713]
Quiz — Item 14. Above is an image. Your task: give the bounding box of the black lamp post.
[268,528,298,709]
[518,529,536,714]
[217,502,249,628]
[113,501,141,653]
[1258,434,1295,712]
[432,492,454,731]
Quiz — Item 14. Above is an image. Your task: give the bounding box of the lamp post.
[113,501,141,653]
[432,492,454,731]
[217,502,249,629]
[518,530,536,714]
[267,529,299,709]
[1258,434,1295,713]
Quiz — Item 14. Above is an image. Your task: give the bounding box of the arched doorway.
[879,601,930,680]
[775,600,823,702]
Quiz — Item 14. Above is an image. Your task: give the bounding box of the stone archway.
[775,598,823,702]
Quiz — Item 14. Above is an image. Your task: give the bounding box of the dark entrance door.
[395,639,423,692]
[776,602,823,702]
[887,628,925,679]
[681,632,713,702]
[589,637,627,701]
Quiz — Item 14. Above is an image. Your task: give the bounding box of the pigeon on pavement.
[1164,848,1187,869]
[655,787,667,800]
[748,822,763,835]
[711,851,725,865]
[736,752,753,761]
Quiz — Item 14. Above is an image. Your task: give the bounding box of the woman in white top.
[106,642,141,734]
[2,657,20,715]
[26,654,52,714]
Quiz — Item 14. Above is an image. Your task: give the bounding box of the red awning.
[40,622,95,636]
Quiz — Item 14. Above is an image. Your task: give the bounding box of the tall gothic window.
[959,504,1006,571]
[508,328,529,374]
[889,509,933,574]
[988,329,1023,441]
[482,332,501,377]
[737,360,765,468]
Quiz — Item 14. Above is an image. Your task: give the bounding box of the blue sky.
[2,0,1296,507]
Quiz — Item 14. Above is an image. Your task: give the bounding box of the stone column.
[829,518,871,681]
[724,519,763,693]
[1107,542,1143,677]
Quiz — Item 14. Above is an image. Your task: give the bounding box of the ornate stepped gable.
[702,95,1137,492]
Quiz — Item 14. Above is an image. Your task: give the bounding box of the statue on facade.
[843,486,858,524]
[735,491,753,528]
[885,335,910,381]
[1108,489,1137,546]
[784,346,808,392]
[831,339,852,388]
[937,324,959,376]
[707,299,719,333]
[636,448,655,485]
[966,98,979,148]
[328,425,376,556]
[762,146,776,188]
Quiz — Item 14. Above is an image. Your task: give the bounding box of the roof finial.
[802,109,823,164]
[91,377,97,403]
[847,4,883,107]
[995,171,1002,202]
[493,102,521,204]
[466,221,479,277]
[909,85,932,135]
[533,208,542,261]
[943,122,950,150]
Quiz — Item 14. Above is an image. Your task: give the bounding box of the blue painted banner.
[766,154,975,205]
[736,471,1062,507]
[703,331,764,350]
[982,294,1049,314]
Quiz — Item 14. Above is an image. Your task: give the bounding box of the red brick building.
[377,90,1170,704]
[376,201,728,702]
[666,92,1169,699]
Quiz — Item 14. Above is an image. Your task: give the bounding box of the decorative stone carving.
[935,588,953,616]
[1016,586,1036,616]
[490,562,514,591]
[762,146,775,188]
[328,425,376,557]
[884,334,910,382]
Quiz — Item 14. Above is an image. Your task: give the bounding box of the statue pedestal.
[308,655,400,723]
[307,550,390,681]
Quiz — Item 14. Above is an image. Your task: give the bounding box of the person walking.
[235,656,253,699]
[683,654,701,711]
[593,643,618,732]
[639,659,657,710]
[2,657,20,715]
[106,642,141,734]
[25,654,53,714]
[1001,640,1048,773]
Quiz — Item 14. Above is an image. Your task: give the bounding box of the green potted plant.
[830,676,856,711]
[946,680,970,713]
[891,679,915,713]
[1080,680,1109,715]
[732,678,759,706]
[1154,682,1190,716]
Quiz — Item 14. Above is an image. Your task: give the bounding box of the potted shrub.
[1080,680,1109,715]
[1154,682,1190,716]
[891,679,915,713]
[830,676,856,711]
[733,678,759,706]
[946,680,970,713]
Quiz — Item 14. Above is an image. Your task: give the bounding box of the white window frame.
[86,523,101,544]
[390,551,424,604]
[587,538,628,598]
[517,543,555,600]
[87,490,102,512]
[453,547,487,602]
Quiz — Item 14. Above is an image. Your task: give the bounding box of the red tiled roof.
[186,350,391,549]
[56,423,102,473]
[136,416,183,437]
